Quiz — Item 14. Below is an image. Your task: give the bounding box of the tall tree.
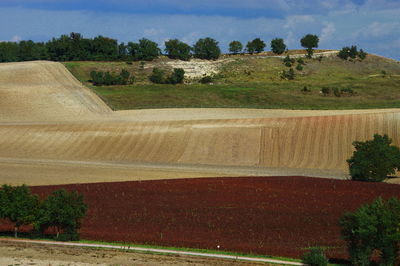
[0,42,19,62]
[0,185,39,238]
[347,134,400,182]
[128,38,160,61]
[246,38,265,54]
[36,189,87,240]
[164,39,191,61]
[229,41,243,55]
[300,34,319,58]
[270,38,286,54]
[193,37,221,60]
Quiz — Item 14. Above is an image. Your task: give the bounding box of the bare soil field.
[0,240,267,266]
[2,176,399,260]
[0,61,399,185]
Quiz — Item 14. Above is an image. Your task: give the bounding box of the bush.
[199,75,213,84]
[340,88,354,95]
[339,197,400,266]
[296,64,303,71]
[150,68,185,84]
[301,86,311,92]
[321,87,330,95]
[301,247,328,266]
[347,134,400,182]
[90,69,134,86]
[167,68,185,84]
[283,55,295,67]
[333,87,341,97]
[149,68,166,84]
[338,46,367,61]
[297,58,305,65]
[281,68,295,80]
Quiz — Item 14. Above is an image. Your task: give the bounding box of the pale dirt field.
[0,240,268,266]
[0,61,399,186]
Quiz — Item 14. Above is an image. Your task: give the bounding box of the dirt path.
[0,239,297,266]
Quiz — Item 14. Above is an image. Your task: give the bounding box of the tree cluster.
[0,185,87,240]
[340,197,400,265]
[0,32,325,63]
[90,69,134,86]
[149,68,185,84]
[338,45,367,60]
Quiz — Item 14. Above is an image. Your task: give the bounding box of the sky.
[0,0,399,60]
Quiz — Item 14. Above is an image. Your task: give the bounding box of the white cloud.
[320,22,336,43]
[10,35,22,42]
[284,15,315,29]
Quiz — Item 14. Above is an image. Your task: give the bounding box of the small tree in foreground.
[339,197,400,266]
[347,134,400,182]
[36,189,87,240]
[301,247,328,266]
[0,185,38,238]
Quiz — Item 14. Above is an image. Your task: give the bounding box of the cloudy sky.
[0,0,399,60]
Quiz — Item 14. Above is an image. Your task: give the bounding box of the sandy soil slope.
[0,61,399,185]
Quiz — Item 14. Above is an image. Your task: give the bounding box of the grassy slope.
[64,53,400,110]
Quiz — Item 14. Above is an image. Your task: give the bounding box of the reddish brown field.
[1,176,400,260]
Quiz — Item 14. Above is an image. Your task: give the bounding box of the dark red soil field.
[1,176,400,260]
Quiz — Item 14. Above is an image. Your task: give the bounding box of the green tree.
[0,184,39,238]
[0,42,19,62]
[36,189,87,240]
[300,34,319,58]
[246,38,266,54]
[339,197,400,265]
[193,37,221,60]
[128,38,160,61]
[347,134,400,182]
[229,41,243,55]
[270,38,286,54]
[164,39,191,61]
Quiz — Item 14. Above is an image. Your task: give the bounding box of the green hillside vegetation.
[65,53,400,110]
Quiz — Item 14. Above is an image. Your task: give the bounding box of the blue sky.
[0,0,399,60]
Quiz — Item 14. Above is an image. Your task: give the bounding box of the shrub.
[340,88,354,95]
[199,76,213,84]
[283,55,295,67]
[90,69,133,86]
[150,68,185,84]
[339,197,400,265]
[301,247,328,266]
[333,87,341,97]
[281,68,295,80]
[347,134,400,182]
[296,64,303,71]
[167,68,185,84]
[297,58,305,65]
[321,87,330,95]
[301,86,311,92]
[149,68,166,84]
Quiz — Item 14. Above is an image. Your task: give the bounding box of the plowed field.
[2,176,399,260]
[0,61,400,185]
